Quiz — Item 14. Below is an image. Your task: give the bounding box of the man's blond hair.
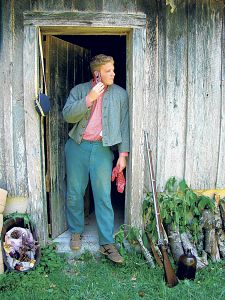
[90,54,114,74]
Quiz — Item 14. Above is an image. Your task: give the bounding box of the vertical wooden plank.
[75,0,103,11]
[142,1,159,192]
[185,0,223,189]
[0,0,30,196]
[74,46,84,86]
[0,0,10,191]
[67,43,75,93]
[30,0,139,13]
[23,25,48,243]
[156,2,167,191]
[47,36,60,238]
[12,0,30,196]
[157,2,188,190]
[39,0,72,11]
[125,31,132,226]
[45,36,52,233]
[103,0,136,12]
[0,0,16,194]
[62,0,74,11]
[126,27,146,228]
[216,4,225,188]
[33,0,104,12]
[57,38,68,233]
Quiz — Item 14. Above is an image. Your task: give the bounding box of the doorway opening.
[45,34,127,251]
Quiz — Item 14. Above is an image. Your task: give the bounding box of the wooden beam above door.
[37,26,130,35]
[23,11,146,30]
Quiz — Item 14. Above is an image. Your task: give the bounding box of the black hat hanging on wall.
[34,29,50,117]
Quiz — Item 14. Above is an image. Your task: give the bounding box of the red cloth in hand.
[111,166,126,193]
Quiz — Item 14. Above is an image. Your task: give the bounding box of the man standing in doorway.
[63,54,129,263]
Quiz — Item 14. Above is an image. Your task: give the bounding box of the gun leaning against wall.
[144,131,178,288]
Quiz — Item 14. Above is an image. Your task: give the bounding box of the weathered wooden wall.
[0,0,30,196]
[142,0,225,191]
[155,0,224,190]
[0,0,224,240]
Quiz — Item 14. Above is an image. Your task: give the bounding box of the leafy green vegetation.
[0,180,224,299]
[115,225,139,256]
[3,213,31,227]
[0,243,224,300]
[143,177,214,244]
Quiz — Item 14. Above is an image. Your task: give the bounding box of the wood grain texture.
[1,0,16,195]
[23,11,146,28]
[157,2,187,190]
[124,31,133,226]
[126,27,146,228]
[0,0,11,192]
[23,25,48,243]
[141,1,159,192]
[185,1,223,189]
[103,0,136,12]
[75,0,103,11]
[47,36,62,238]
[40,27,130,35]
[11,0,30,196]
[31,0,102,11]
[0,0,30,196]
[216,5,225,188]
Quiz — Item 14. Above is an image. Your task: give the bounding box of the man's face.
[99,62,115,86]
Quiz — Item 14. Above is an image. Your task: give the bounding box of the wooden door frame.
[23,11,146,243]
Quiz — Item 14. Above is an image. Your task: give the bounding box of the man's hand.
[87,82,105,102]
[116,156,127,172]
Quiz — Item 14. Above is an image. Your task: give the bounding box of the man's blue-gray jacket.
[62,80,130,153]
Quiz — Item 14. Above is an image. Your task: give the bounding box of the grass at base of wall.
[0,244,224,300]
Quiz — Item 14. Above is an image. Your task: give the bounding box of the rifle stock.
[144,131,178,288]
[161,245,178,287]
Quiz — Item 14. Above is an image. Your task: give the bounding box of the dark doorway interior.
[57,35,126,89]
[54,34,127,233]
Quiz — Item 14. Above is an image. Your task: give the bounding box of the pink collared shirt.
[82,94,103,141]
[82,83,128,157]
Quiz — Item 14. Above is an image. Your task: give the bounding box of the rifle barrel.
[144,130,178,288]
[144,132,162,244]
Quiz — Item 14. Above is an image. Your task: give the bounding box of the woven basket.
[1,216,41,272]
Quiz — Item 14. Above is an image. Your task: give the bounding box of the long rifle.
[144,131,178,288]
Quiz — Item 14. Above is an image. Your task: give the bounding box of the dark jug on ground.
[176,249,197,280]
